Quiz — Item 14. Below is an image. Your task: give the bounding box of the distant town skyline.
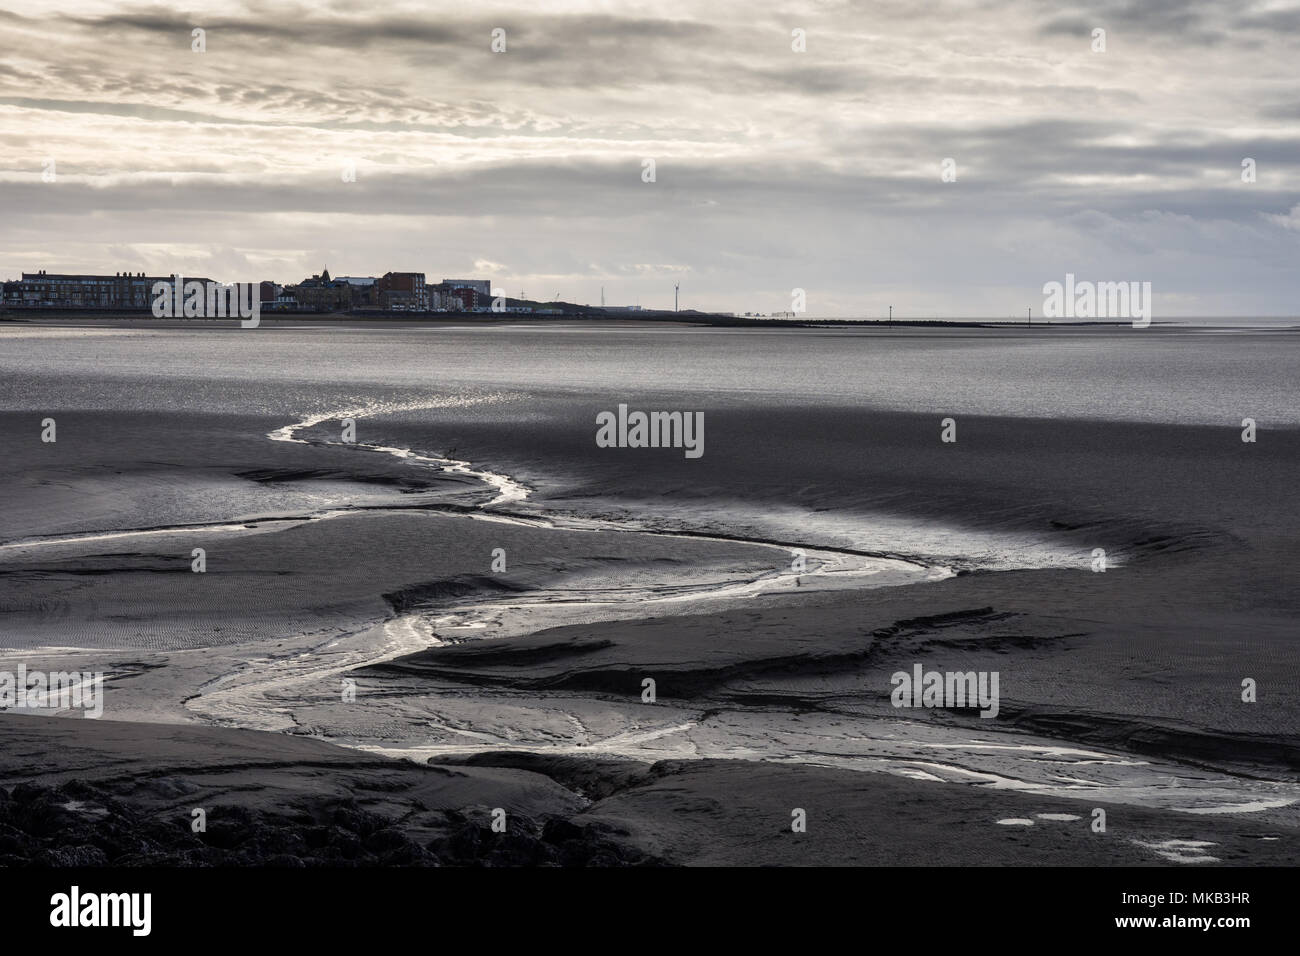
[2,1,1299,316]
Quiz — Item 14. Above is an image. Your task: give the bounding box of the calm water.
[0,322,1296,427]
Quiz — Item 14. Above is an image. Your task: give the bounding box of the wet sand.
[2,717,1293,866]
[1,322,1297,865]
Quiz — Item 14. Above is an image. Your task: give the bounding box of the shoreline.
[5,312,1299,331]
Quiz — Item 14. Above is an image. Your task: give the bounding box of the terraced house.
[3,271,212,309]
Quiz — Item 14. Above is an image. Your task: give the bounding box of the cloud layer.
[2,0,1298,316]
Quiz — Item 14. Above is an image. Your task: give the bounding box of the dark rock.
[31,845,109,867]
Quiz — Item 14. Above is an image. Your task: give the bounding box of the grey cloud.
[2,0,1298,313]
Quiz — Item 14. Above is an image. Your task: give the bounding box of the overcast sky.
[2,0,1298,316]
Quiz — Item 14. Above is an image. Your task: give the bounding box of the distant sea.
[1,321,1295,428]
